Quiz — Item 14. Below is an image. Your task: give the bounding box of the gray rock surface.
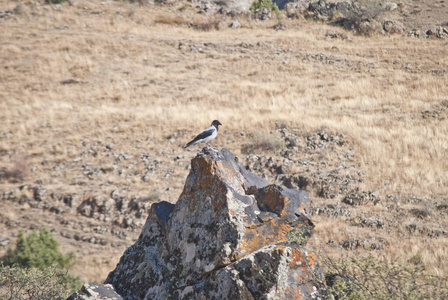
[67,283,122,300]
[101,147,323,299]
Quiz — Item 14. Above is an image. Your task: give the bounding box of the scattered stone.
[254,8,272,21]
[347,213,385,228]
[426,27,448,39]
[229,20,240,29]
[383,20,404,34]
[341,237,387,250]
[284,2,309,18]
[410,207,432,219]
[343,190,381,206]
[312,202,352,218]
[408,29,427,38]
[273,22,288,31]
[382,1,398,11]
[0,9,14,19]
[60,231,74,239]
[33,186,47,202]
[0,236,10,248]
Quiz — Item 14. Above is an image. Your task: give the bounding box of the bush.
[317,253,448,300]
[2,228,74,270]
[250,0,279,13]
[0,155,29,182]
[0,228,82,298]
[0,264,77,299]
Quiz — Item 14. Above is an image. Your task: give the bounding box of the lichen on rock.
[101,147,323,299]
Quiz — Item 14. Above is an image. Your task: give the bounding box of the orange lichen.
[285,282,304,300]
[236,221,292,256]
[288,248,306,267]
[307,252,319,268]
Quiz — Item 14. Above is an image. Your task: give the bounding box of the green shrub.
[2,228,74,270]
[286,224,313,246]
[250,0,279,13]
[0,228,82,298]
[317,253,448,300]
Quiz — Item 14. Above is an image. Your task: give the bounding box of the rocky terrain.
[1,0,447,289]
[83,147,322,299]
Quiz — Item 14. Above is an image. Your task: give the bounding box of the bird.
[184,120,222,148]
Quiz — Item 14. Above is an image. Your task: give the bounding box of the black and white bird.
[184,120,222,148]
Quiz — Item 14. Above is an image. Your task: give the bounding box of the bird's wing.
[188,127,215,144]
[184,127,216,148]
[184,125,218,148]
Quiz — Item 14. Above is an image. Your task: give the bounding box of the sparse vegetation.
[317,253,448,300]
[241,131,285,154]
[0,264,78,300]
[0,228,82,298]
[250,0,279,13]
[286,225,313,246]
[0,155,29,182]
[193,14,222,31]
[154,15,187,26]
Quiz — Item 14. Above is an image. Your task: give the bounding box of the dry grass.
[1,0,447,282]
[154,15,188,26]
[308,210,448,277]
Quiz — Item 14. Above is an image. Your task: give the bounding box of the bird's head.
[212,120,222,128]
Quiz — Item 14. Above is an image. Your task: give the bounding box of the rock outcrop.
[67,283,123,300]
[71,147,323,299]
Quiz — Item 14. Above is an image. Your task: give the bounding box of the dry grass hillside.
[1,0,447,288]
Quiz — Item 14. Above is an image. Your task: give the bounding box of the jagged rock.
[33,186,47,201]
[281,0,310,12]
[408,29,427,38]
[254,8,272,21]
[67,283,122,300]
[426,27,448,39]
[103,147,323,299]
[382,1,398,11]
[383,20,404,34]
[229,20,241,28]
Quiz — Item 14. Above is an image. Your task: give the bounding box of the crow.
[184,120,222,148]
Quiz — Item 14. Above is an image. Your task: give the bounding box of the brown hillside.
[1,0,447,287]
